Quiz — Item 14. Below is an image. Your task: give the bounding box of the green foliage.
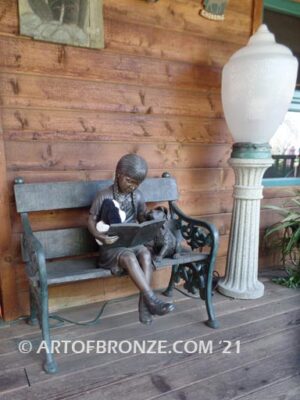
[272,267,300,288]
[264,192,300,288]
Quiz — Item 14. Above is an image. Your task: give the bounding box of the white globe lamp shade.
[222,24,298,144]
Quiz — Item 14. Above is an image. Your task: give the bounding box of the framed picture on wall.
[18,0,104,49]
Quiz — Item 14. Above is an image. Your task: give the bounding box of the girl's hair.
[116,154,148,183]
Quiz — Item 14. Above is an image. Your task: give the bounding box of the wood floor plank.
[139,347,300,400]
[232,374,300,400]
[0,369,29,394]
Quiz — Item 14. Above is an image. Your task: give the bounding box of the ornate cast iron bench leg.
[27,286,38,326]
[204,263,220,329]
[21,216,58,373]
[163,261,219,329]
[40,284,57,374]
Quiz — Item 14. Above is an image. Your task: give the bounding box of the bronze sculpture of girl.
[88,154,175,325]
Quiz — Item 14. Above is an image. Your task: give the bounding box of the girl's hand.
[102,234,119,245]
[88,216,119,245]
[94,231,119,245]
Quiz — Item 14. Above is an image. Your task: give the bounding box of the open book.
[106,219,165,248]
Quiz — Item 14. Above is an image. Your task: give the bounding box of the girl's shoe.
[138,293,153,325]
[143,291,175,316]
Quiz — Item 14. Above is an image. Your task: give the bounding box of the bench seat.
[45,250,209,285]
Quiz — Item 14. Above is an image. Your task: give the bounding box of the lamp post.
[218,25,298,299]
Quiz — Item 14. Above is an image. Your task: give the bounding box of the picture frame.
[18,0,104,49]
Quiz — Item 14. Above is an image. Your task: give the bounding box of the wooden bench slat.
[45,257,112,285]
[153,252,209,268]
[139,177,178,202]
[22,228,98,261]
[14,177,178,213]
[23,226,209,266]
[15,180,112,213]
[45,251,209,285]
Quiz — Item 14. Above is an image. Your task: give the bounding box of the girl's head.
[115,154,148,193]
[116,154,148,182]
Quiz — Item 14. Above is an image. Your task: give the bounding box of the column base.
[217,280,264,299]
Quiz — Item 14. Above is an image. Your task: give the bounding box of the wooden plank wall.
[0,0,291,320]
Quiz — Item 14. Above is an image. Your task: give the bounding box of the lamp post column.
[218,143,273,299]
[219,24,298,299]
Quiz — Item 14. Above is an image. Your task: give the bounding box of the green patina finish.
[231,142,272,159]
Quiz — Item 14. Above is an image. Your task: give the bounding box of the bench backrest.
[14,177,178,213]
[15,176,179,261]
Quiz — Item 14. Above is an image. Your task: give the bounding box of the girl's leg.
[136,247,153,325]
[119,250,152,293]
[119,249,175,318]
[136,247,153,286]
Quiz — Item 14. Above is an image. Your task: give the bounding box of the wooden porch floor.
[0,272,299,400]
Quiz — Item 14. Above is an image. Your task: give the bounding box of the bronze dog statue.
[146,206,182,262]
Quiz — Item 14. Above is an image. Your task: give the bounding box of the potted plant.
[264,192,300,288]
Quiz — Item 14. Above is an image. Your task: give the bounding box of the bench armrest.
[170,201,219,260]
[21,213,48,285]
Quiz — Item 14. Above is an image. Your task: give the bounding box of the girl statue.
[88,154,175,325]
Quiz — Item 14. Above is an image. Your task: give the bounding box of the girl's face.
[117,174,140,194]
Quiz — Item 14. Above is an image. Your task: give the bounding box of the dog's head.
[147,206,168,221]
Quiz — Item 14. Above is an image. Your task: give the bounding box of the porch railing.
[264,155,300,178]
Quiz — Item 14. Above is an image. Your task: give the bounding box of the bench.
[14,173,220,374]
